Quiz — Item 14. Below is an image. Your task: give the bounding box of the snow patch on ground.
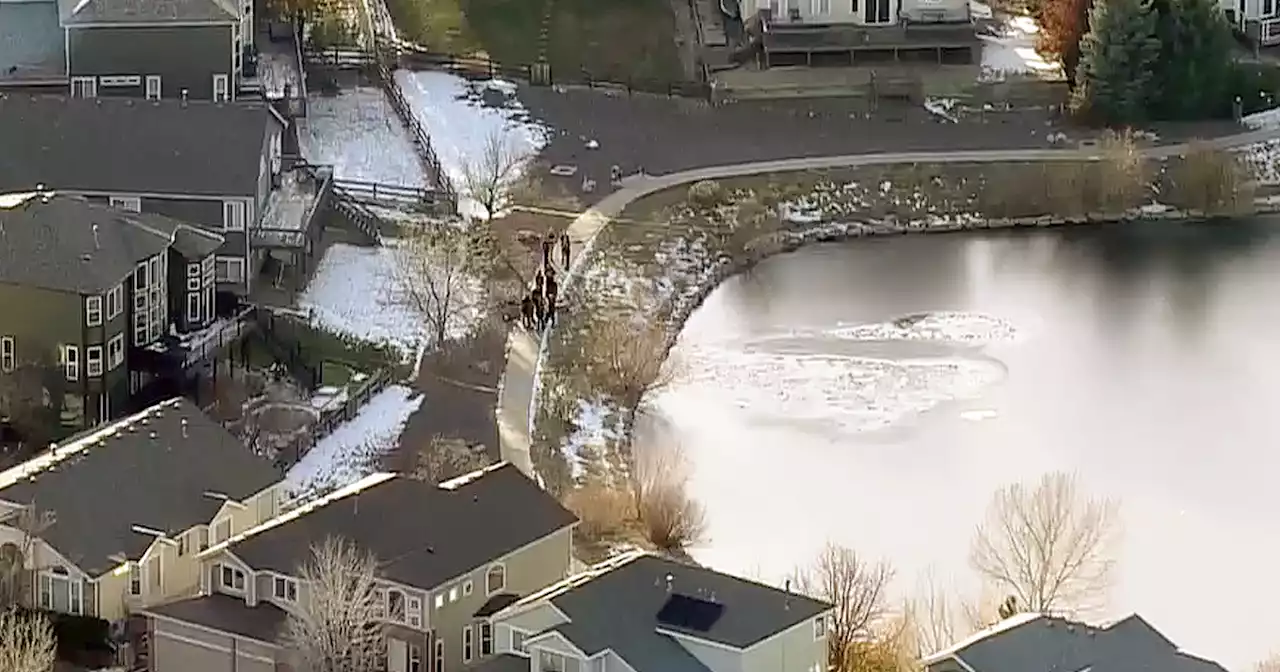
[1239,139,1280,185]
[562,397,624,477]
[284,385,424,497]
[300,86,428,187]
[257,48,303,99]
[393,70,551,218]
[977,9,1062,80]
[1242,107,1280,131]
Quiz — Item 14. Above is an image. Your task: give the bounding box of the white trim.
[655,627,743,652]
[70,76,97,98]
[60,344,79,381]
[98,75,140,87]
[108,195,141,212]
[743,608,838,653]
[107,333,125,370]
[272,574,298,602]
[68,19,237,27]
[485,562,507,595]
[0,336,13,372]
[63,188,250,202]
[106,283,124,319]
[463,623,474,663]
[85,346,103,378]
[145,75,162,100]
[524,631,590,658]
[505,626,532,657]
[222,200,246,230]
[151,628,278,662]
[212,73,230,102]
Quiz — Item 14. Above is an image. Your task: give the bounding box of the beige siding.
[743,618,827,672]
[430,526,573,671]
[96,565,132,621]
[152,617,278,672]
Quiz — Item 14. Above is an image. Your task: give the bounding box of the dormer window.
[485,564,506,595]
[538,650,580,672]
[273,576,298,602]
[814,615,827,640]
[219,564,246,592]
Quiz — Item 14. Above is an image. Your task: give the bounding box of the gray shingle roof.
[59,0,237,25]
[470,653,531,672]
[0,193,223,294]
[0,398,281,576]
[528,553,830,668]
[146,594,287,644]
[925,613,1231,672]
[0,94,276,197]
[226,464,578,589]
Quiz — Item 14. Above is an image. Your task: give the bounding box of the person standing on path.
[560,233,571,269]
[541,234,554,269]
[531,290,545,331]
[544,272,559,327]
[520,293,535,329]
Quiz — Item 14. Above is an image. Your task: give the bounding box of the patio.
[0,2,66,85]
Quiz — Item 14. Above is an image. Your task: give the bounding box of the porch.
[1246,16,1280,46]
[253,163,334,287]
[761,20,980,67]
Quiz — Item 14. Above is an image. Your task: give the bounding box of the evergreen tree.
[1149,0,1236,119]
[1072,0,1161,125]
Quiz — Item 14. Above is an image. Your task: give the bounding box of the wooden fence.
[333,177,440,207]
[373,56,459,211]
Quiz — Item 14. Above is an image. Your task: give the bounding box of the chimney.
[784,579,792,610]
[664,574,673,594]
[92,223,100,249]
[180,417,188,438]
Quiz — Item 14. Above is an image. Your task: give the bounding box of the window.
[70,580,83,615]
[485,564,506,595]
[222,201,246,230]
[213,74,229,101]
[39,574,51,608]
[145,75,161,100]
[409,644,422,672]
[187,292,201,324]
[107,334,125,370]
[463,580,473,597]
[434,593,444,609]
[274,576,298,602]
[539,650,580,672]
[213,518,231,543]
[71,76,97,98]
[1,337,12,372]
[60,345,79,381]
[814,616,827,640]
[177,533,188,557]
[216,257,245,283]
[128,564,141,596]
[480,622,492,656]
[463,625,474,663]
[434,638,444,672]
[448,586,458,602]
[40,572,84,614]
[407,596,422,628]
[188,263,201,278]
[107,284,123,319]
[86,346,103,377]
[1268,0,1278,17]
[388,589,406,621]
[511,629,528,655]
[219,565,246,592]
[85,296,103,327]
[108,196,141,213]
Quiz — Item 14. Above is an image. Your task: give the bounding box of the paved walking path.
[495,127,1280,477]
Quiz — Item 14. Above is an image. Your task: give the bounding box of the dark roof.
[170,225,223,260]
[147,594,287,644]
[226,464,577,589]
[59,0,237,25]
[0,94,277,197]
[0,193,223,294]
[526,553,829,668]
[470,654,531,672]
[474,592,520,618]
[0,398,281,576]
[927,614,1231,672]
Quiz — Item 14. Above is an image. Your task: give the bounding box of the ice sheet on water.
[830,311,1018,345]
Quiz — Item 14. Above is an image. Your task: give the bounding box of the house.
[0,192,230,428]
[0,0,253,100]
[0,397,283,623]
[0,94,332,297]
[920,612,1231,672]
[1221,0,1280,46]
[142,463,579,672]
[738,0,979,67]
[480,550,834,672]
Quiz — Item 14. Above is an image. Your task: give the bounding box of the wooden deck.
[761,21,980,67]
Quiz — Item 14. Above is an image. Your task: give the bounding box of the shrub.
[1094,130,1150,213]
[635,481,706,554]
[687,180,726,212]
[1164,145,1253,215]
[563,484,634,541]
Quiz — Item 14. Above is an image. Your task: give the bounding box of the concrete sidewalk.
[495,128,1280,478]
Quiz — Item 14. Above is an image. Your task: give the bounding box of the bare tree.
[629,442,705,554]
[281,537,384,672]
[970,472,1121,618]
[0,360,63,459]
[412,435,493,484]
[1256,653,1280,672]
[0,504,55,609]
[397,222,484,348]
[460,128,534,226]
[794,544,895,672]
[0,607,55,672]
[582,318,675,409]
[905,570,963,658]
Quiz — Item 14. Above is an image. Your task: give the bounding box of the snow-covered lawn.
[300,86,428,187]
[562,397,625,478]
[298,238,486,360]
[258,48,303,99]
[284,385,424,497]
[393,70,551,217]
[972,2,1062,80]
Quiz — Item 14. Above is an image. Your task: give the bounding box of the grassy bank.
[385,0,683,82]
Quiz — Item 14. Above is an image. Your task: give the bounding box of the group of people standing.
[520,233,572,331]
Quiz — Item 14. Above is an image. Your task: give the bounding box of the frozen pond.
[643,219,1280,670]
